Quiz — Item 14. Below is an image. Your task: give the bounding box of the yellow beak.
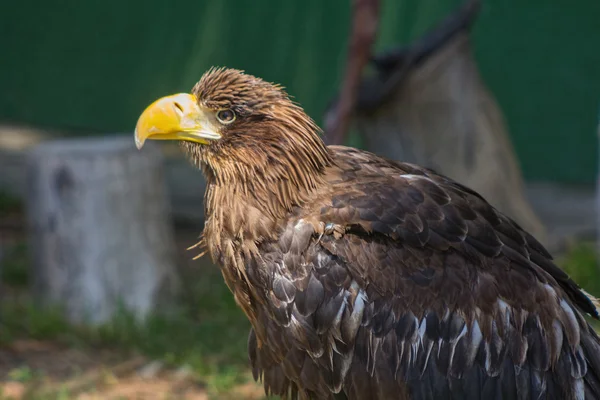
[134,93,221,149]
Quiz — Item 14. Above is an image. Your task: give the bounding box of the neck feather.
[199,104,332,221]
[187,106,333,256]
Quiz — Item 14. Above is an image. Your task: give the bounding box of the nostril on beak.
[174,102,184,115]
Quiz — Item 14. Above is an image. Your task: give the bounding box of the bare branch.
[324,0,480,117]
[325,0,380,145]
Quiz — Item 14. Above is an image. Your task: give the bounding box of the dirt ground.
[1,339,188,399]
[0,338,265,399]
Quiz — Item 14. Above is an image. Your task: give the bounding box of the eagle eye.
[216,109,236,124]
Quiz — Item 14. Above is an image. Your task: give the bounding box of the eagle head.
[134,67,330,185]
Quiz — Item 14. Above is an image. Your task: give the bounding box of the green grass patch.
[556,241,600,331]
[1,251,253,396]
[557,241,600,297]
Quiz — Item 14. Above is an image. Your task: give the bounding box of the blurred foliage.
[557,241,600,297]
[6,366,34,383]
[1,243,28,287]
[0,191,21,216]
[557,241,600,331]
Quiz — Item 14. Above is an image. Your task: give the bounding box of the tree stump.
[26,135,180,325]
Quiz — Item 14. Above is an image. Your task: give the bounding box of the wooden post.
[25,135,180,325]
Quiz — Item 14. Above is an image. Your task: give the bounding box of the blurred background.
[0,0,599,398]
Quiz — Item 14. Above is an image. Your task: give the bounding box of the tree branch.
[325,0,380,145]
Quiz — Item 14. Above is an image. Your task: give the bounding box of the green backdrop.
[1,0,599,183]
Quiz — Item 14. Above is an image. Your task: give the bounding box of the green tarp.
[1,0,599,183]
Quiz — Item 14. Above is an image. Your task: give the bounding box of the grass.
[0,250,255,398]
[557,241,600,297]
[557,241,600,330]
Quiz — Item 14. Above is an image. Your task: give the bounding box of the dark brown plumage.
[136,67,600,400]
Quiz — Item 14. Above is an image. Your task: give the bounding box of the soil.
[0,339,265,399]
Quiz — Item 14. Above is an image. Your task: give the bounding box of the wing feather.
[247,147,600,399]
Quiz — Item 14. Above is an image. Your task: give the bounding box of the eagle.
[134,67,600,399]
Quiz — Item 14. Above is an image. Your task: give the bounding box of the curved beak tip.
[134,130,144,150]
